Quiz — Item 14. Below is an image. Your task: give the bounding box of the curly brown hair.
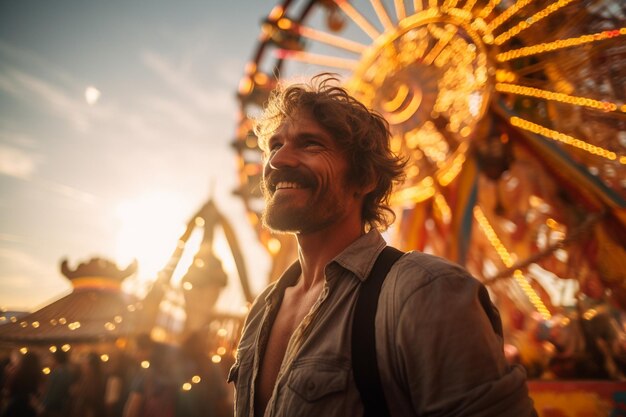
[254,73,406,230]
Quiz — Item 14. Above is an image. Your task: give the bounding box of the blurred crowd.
[0,332,231,417]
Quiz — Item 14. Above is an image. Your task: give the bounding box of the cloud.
[0,247,69,310]
[0,139,93,205]
[0,41,233,151]
[0,67,92,131]
[0,129,39,149]
[0,144,40,179]
[141,95,207,136]
[0,247,51,279]
[141,50,235,116]
[40,179,97,205]
[0,146,95,206]
[0,40,74,85]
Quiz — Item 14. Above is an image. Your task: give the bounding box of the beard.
[262,195,345,234]
[261,168,347,234]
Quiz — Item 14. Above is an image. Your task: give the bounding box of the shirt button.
[307,381,316,391]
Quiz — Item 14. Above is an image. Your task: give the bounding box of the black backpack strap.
[352,246,404,417]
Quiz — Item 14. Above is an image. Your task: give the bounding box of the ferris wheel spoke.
[473,205,552,319]
[394,0,407,21]
[493,0,577,45]
[496,28,626,62]
[486,0,535,34]
[275,49,359,70]
[462,0,479,12]
[370,0,395,31]
[423,25,457,66]
[295,23,368,54]
[509,116,625,164]
[496,83,624,114]
[442,0,459,11]
[478,0,500,19]
[333,0,381,40]
[413,0,424,13]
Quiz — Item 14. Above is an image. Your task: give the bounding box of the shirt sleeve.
[394,268,536,416]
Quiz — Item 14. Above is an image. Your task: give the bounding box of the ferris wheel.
[232,0,626,321]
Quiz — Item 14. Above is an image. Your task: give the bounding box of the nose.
[267,143,298,170]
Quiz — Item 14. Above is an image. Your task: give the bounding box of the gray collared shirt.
[229,230,535,416]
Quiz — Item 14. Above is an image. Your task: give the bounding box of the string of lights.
[496,83,622,113]
[493,0,576,45]
[474,206,552,319]
[510,116,625,163]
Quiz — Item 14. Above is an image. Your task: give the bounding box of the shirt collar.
[266,229,387,301]
[331,229,387,282]
[264,260,301,303]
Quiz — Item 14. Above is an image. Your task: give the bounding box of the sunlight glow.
[114,192,188,287]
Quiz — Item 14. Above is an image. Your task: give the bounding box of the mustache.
[262,167,317,194]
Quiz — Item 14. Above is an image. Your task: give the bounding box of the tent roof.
[0,288,144,345]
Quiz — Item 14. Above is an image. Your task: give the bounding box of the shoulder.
[380,251,497,329]
[380,252,501,334]
[386,251,482,299]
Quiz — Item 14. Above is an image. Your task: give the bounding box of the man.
[229,73,536,416]
[40,350,74,417]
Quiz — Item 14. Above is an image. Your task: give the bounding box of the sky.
[0,0,281,312]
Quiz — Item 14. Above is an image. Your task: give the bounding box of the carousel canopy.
[0,257,145,346]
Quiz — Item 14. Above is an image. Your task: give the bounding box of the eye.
[303,139,324,149]
[268,141,282,152]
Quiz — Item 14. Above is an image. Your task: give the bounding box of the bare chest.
[255,284,323,415]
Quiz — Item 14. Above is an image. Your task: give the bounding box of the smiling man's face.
[261,110,363,235]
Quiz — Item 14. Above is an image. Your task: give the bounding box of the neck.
[295,219,365,290]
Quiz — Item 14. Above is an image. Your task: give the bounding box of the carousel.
[231,0,626,415]
[0,258,142,347]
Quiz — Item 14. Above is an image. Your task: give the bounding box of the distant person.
[229,73,537,416]
[0,351,41,417]
[0,355,13,412]
[72,352,105,417]
[40,350,74,417]
[123,342,178,417]
[104,349,134,417]
[177,331,229,417]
